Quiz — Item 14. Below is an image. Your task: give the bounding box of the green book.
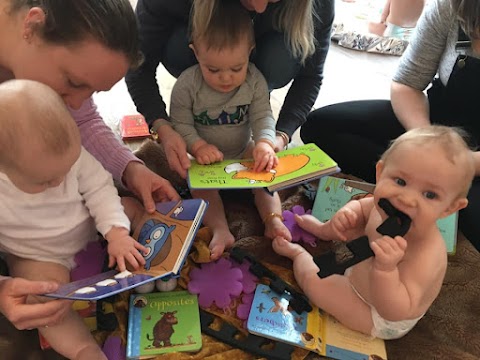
[187,143,340,193]
[312,176,459,254]
[127,291,202,359]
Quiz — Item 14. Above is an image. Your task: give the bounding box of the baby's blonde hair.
[191,0,316,64]
[191,0,255,51]
[0,79,80,170]
[380,125,475,197]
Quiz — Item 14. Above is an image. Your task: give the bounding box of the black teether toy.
[314,198,412,278]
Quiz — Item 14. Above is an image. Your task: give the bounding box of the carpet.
[1,139,479,360]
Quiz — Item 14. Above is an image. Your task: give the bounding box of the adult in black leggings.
[301,0,480,251]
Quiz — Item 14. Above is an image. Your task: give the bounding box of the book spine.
[126,297,139,360]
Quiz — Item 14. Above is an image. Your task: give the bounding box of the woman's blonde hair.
[191,0,317,64]
[450,0,480,39]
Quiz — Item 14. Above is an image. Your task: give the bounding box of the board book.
[247,284,388,360]
[312,176,458,254]
[187,143,340,193]
[45,199,208,300]
[127,290,202,359]
[120,114,151,140]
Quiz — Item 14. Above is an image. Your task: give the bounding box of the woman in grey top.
[301,0,480,251]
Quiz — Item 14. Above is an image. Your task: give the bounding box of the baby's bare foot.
[209,230,235,261]
[264,216,291,241]
[272,236,305,260]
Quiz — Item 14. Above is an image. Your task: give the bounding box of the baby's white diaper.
[346,268,423,339]
[384,22,414,41]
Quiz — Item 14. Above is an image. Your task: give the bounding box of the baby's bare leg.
[253,189,291,240]
[388,0,425,28]
[7,256,106,360]
[190,189,235,260]
[272,238,374,335]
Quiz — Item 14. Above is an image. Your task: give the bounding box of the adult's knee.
[163,26,197,78]
[300,107,336,144]
[252,32,301,89]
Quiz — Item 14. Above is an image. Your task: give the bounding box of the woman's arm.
[275,0,335,139]
[390,81,430,129]
[71,98,179,212]
[70,97,141,183]
[125,0,191,126]
[391,0,452,128]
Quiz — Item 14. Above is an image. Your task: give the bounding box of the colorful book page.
[187,143,339,192]
[44,199,208,300]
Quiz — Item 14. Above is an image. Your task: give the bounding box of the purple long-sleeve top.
[69,97,142,183]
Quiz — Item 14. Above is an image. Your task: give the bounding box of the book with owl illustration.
[44,199,208,301]
[247,284,387,360]
[127,291,202,359]
[187,143,340,193]
[312,176,458,254]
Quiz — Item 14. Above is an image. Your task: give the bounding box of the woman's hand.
[156,124,191,179]
[123,162,180,214]
[0,277,71,330]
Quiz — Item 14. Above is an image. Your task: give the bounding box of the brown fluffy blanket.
[1,140,479,360]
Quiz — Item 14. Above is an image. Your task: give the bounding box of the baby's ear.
[441,197,468,218]
[375,160,384,183]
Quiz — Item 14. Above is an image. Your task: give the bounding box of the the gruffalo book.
[45,199,208,301]
[127,290,202,359]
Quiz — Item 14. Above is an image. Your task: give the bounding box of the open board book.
[312,176,458,254]
[127,291,202,359]
[44,199,208,301]
[187,143,340,193]
[247,284,388,360]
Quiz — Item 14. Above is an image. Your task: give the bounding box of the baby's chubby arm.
[76,148,148,271]
[190,139,224,165]
[368,235,427,321]
[105,227,147,272]
[252,140,278,172]
[296,198,372,241]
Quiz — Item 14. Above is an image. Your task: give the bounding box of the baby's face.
[374,142,466,229]
[194,39,252,93]
[6,143,81,194]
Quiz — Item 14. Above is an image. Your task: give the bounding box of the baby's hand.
[253,141,278,172]
[194,143,223,165]
[371,235,407,272]
[330,207,359,241]
[105,227,147,272]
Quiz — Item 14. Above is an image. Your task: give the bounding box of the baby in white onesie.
[0,79,147,359]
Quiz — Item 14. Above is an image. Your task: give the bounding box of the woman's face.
[13,38,129,110]
[239,0,281,13]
